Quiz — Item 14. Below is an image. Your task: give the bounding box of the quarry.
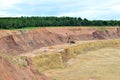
[0,27,120,80]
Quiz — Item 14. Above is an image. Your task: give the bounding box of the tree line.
[0,16,120,29]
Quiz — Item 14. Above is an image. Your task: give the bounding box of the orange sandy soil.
[0,27,119,54]
[0,27,120,80]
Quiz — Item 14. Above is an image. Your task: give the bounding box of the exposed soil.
[0,27,120,80]
[0,27,120,54]
[0,56,49,80]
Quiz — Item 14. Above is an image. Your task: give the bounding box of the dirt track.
[20,40,97,57]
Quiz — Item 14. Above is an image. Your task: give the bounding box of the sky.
[0,0,120,20]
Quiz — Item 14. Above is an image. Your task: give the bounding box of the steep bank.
[0,55,49,80]
[0,27,120,54]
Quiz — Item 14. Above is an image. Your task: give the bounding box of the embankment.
[0,27,120,54]
[0,54,49,80]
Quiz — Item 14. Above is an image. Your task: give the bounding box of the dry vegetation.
[45,47,120,80]
[40,39,120,80]
[0,52,27,68]
[32,52,64,72]
[32,39,120,73]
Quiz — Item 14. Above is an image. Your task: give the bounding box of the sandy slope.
[0,56,49,80]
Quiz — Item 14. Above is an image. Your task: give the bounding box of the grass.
[8,26,117,30]
[97,26,108,31]
[18,26,42,30]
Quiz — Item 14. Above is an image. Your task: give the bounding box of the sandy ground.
[44,47,120,80]
[20,39,116,57]
[20,39,120,80]
[20,40,96,57]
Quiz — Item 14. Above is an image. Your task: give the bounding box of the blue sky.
[0,0,120,20]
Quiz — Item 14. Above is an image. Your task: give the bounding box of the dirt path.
[20,39,116,57]
[44,47,120,80]
[20,40,96,57]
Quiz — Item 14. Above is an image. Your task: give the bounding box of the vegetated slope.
[0,27,120,54]
[0,56,49,80]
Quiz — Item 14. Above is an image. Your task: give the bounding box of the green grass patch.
[6,26,116,30]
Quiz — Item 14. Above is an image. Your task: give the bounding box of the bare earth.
[20,40,96,57]
[44,47,120,80]
[0,27,120,54]
[0,27,120,80]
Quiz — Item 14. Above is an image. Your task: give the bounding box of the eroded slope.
[0,56,49,80]
[0,27,119,54]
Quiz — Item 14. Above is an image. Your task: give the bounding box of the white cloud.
[0,0,120,20]
[0,0,23,16]
[0,0,22,8]
[57,0,120,20]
